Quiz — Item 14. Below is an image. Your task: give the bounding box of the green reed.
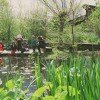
[31,54,100,100]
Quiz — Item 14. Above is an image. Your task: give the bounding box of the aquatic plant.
[30,54,100,100]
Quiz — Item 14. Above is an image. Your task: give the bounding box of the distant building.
[68,4,96,25]
[82,4,96,17]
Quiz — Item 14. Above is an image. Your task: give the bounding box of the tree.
[38,0,69,32]
[38,0,68,44]
[23,9,48,39]
[38,0,81,45]
[68,0,81,45]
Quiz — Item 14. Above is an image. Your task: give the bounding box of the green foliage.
[48,16,60,31]
[30,86,49,100]
[27,12,47,37]
[42,96,55,100]
[31,55,100,100]
[87,6,100,37]
[0,55,100,100]
[0,2,48,42]
[0,0,13,43]
[6,80,14,90]
[75,31,99,43]
[0,76,26,100]
[34,57,43,87]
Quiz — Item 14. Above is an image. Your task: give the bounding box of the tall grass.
[31,54,100,100]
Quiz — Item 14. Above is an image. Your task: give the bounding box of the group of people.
[31,35,46,53]
[10,35,46,54]
[0,34,46,54]
[0,35,46,64]
[11,34,46,54]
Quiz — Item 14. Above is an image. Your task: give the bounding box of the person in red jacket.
[0,41,4,51]
[0,41,4,65]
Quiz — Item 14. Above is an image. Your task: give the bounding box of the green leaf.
[7,91,15,99]
[42,96,55,100]
[55,85,62,93]
[30,86,48,100]
[55,85,80,98]
[3,97,12,100]
[62,86,80,96]
[6,80,14,90]
[44,82,53,89]
[0,88,4,93]
[0,88,7,99]
[57,91,67,100]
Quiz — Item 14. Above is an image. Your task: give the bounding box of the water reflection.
[0,56,36,95]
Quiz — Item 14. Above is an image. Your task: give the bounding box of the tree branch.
[52,0,60,13]
[38,0,58,14]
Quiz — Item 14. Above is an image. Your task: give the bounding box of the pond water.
[0,56,36,97]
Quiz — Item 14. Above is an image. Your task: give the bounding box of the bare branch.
[63,0,67,9]
[52,0,60,13]
[38,0,58,14]
[60,0,63,9]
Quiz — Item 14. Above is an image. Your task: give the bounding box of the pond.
[0,56,36,97]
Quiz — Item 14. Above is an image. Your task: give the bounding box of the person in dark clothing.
[16,34,23,51]
[31,35,38,52]
[21,40,29,53]
[11,41,17,54]
[17,39,22,51]
[38,36,46,53]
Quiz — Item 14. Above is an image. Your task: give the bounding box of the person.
[31,35,38,52]
[16,34,23,51]
[10,41,17,54]
[0,57,3,65]
[0,41,4,65]
[21,39,29,53]
[38,36,46,53]
[0,41,4,51]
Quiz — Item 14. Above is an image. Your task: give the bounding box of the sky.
[8,0,96,17]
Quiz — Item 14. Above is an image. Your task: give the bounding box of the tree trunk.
[71,25,74,45]
[58,14,65,45]
[71,10,75,45]
[59,14,65,33]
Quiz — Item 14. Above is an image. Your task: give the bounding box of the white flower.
[70,67,75,75]
[0,78,2,85]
